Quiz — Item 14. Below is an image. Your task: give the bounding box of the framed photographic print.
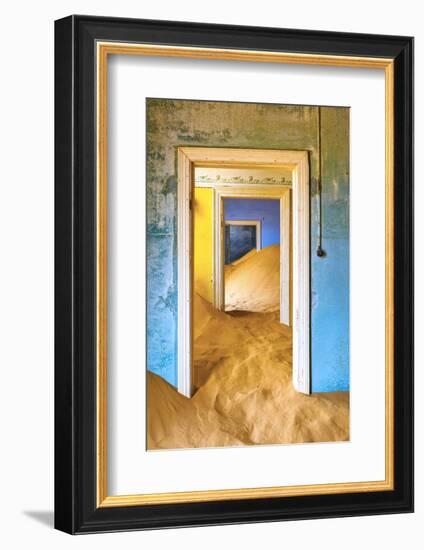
[54,15,414,534]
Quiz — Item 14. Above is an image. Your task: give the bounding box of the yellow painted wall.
[194,187,213,303]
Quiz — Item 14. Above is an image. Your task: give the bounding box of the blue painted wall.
[310,107,350,392]
[224,198,280,248]
[146,99,349,392]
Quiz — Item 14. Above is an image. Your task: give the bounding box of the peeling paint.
[146,99,349,392]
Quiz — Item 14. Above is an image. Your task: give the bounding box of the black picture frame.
[55,15,414,534]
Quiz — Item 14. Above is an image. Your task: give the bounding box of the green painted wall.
[146,99,349,392]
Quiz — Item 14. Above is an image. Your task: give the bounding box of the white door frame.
[177,147,310,397]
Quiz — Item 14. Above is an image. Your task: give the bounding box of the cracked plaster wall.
[146,99,349,392]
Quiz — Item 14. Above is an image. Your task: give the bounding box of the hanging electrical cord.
[316,106,325,257]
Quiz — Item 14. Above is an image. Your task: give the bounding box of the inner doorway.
[223,199,280,316]
[225,220,261,265]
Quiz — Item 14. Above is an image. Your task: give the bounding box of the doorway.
[216,192,290,327]
[225,220,261,265]
[177,147,310,397]
[224,201,278,316]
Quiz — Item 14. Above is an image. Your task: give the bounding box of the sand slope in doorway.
[225,244,280,312]
[147,294,349,450]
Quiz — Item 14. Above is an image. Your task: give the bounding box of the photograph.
[146,98,350,450]
[0,0,418,545]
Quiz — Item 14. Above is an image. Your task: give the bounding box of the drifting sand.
[147,294,349,450]
[225,244,280,312]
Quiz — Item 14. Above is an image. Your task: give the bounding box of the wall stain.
[146,98,349,392]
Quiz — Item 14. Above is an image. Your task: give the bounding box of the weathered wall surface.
[146,99,349,391]
[311,107,349,391]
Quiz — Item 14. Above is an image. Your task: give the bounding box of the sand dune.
[147,242,349,450]
[147,293,349,450]
[225,244,280,312]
